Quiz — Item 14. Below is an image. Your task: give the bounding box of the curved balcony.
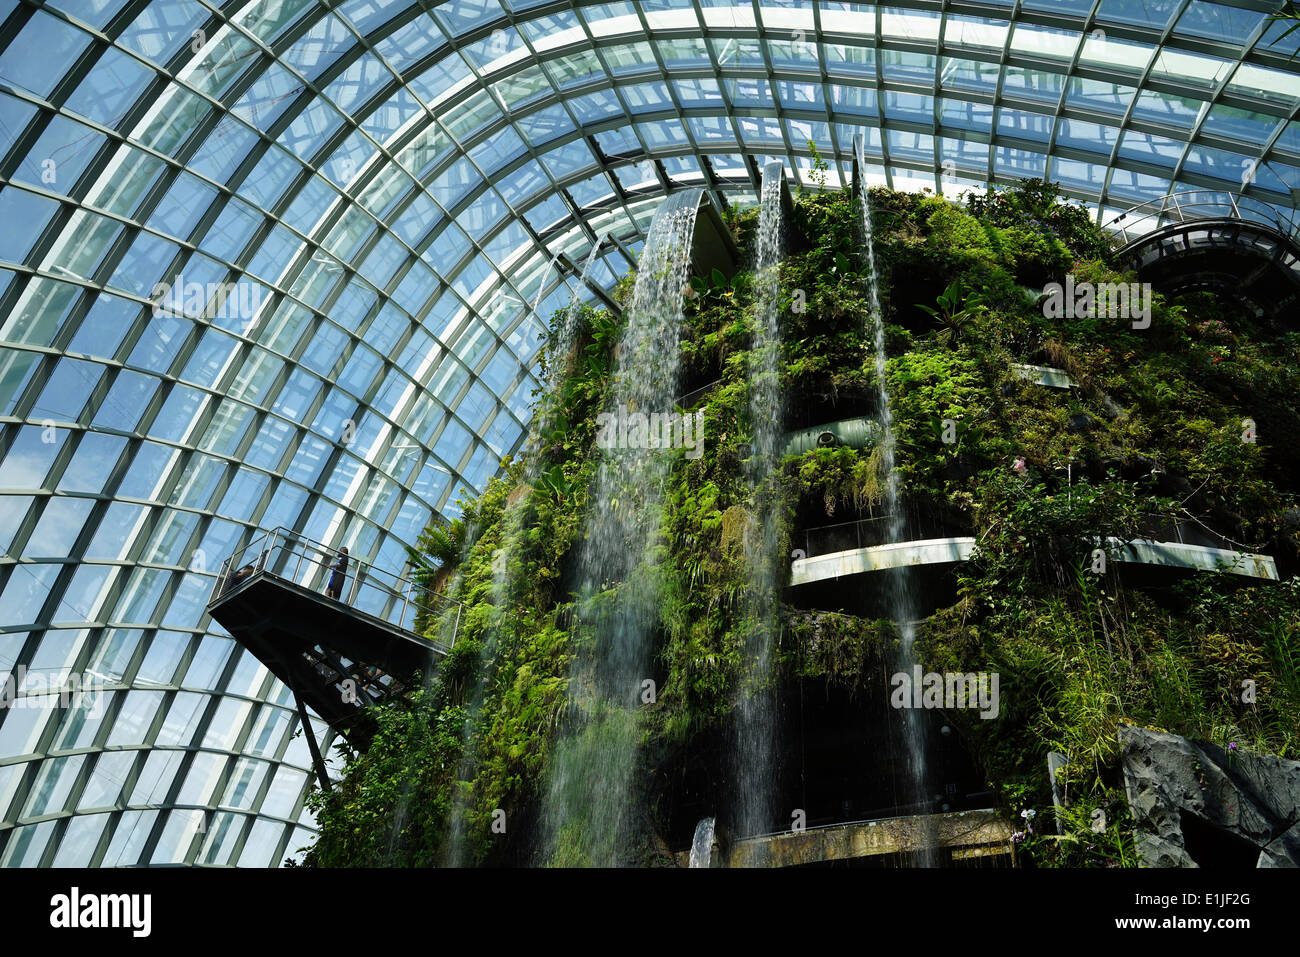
[791,537,977,587]
[1105,193,1300,324]
[787,512,1278,619]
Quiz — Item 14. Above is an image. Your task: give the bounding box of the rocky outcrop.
[1119,725,1300,867]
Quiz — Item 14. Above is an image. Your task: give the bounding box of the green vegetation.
[301,178,1300,869]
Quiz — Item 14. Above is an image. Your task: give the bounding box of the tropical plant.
[915,279,983,344]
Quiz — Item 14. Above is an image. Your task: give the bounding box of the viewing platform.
[206,528,458,761]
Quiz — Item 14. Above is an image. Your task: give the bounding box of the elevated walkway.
[1099,537,1277,581]
[1105,192,1300,324]
[679,809,1014,867]
[792,537,975,586]
[787,513,1276,620]
[790,522,1276,589]
[206,528,458,766]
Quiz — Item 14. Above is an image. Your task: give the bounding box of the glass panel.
[0,11,91,98]
[197,809,246,864]
[22,754,85,818]
[78,749,136,810]
[106,690,163,745]
[201,697,253,750]
[237,817,286,866]
[129,747,184,804]
[52,812,109,866]
[101,809,158,865]
[154,690,204,746]
[176,751,226,804]
[220,756,269,809]
[0,820,56,866]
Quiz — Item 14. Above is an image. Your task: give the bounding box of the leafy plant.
[1270,1,1300,54]
[915,279,983,344]
[304,174,1300,870]
[806,139,828,192]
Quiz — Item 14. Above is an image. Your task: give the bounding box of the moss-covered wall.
[300,178,1300,869]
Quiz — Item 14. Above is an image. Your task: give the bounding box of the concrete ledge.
[791,537,977,586]
[1101,537,1278,580]
[678,809,1014,867]
[1011,363,1075,388]
[790,535,1277,586]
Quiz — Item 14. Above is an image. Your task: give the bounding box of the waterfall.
[439,522,509,868]
[854,139,935,862]
[542,190,703,866]
[734,162,786,840]
[688,816,717,868]
[546,235,608,395]
[384,517,481,865]
[442,239,608,866]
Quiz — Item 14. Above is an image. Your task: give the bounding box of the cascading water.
[854,138,935,862]
[542,190,702,866]
[385,518,480,865]
[688,816,717,868]
[545,235,609,396]
[442,239,609,867]
[439,523,508,868]
[734,162,786,840]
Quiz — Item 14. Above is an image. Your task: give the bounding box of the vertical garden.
[299,176,1300,868]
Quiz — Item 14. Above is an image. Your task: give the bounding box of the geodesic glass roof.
[2,0,1300,868]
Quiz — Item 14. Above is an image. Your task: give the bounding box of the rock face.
[1119,725,1300,868]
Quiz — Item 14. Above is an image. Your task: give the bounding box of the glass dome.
[2,0,1298,867]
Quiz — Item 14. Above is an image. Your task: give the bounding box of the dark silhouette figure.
[229,563,255,591]
[227,549,267,593]
[326,547,349,600]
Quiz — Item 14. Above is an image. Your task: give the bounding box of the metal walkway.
[206,528,459,777]
[1105,192,1300,324]
[680,809,1015,867]
[790,511,1277,584]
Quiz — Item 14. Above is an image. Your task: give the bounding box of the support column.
[293,690,333,794]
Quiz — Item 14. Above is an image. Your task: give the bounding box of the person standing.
[325,546,349,600]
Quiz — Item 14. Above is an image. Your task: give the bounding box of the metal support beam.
[556,252,623,315]
[294,689,333,796]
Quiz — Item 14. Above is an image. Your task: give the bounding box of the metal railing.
[742,804,1001,842]
[797,513,973,560]
[210,527,461,647]
[1102,190,1300,249]
[1130,512,1237,552]
[675,378,721,410]
[795,511,1238,562]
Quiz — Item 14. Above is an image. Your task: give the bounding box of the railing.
[1102,190,1300,249]
[675,378,721,410]
[210,527,461,647]
[795,511,1239,562]
[1130,512,1241,552]
[742,804,1000,842]
[797,513,972,559]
